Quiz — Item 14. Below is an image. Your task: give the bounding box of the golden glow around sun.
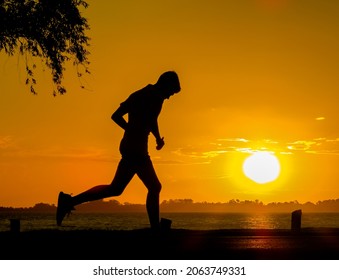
[242,152,281,184]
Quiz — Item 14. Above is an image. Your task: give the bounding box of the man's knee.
[149,181,162,194]
[107,185,125,196]
[156,181,162,193]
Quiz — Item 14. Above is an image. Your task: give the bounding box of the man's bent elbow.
[111,111,128,130]
[111,111,120,122]
[111,111,116,120]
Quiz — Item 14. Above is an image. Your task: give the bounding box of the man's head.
[156,71,181,99]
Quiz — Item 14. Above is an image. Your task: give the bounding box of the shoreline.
[1,228,339,260]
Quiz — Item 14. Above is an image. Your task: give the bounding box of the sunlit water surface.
[1,212,339,232]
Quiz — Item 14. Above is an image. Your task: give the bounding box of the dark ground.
[1,228,339,260]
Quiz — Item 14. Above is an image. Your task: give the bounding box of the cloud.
[287,138,339,155]
[0,142,117,163]
[308,138,339,155]
[172,138,281,163]
[174,137,339,163]
[173,146,220,160]
[42,147,116,162]
[325,138,339,142]
[152,158,187,165]
[217,138,249,143]
[0,135,15,149]
[287,140,316,151]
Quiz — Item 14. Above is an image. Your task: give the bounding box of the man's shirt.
[118,84,163,158]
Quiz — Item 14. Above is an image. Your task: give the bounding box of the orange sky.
[1,0,339,207]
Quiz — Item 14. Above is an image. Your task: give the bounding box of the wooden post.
[291,209,302,230]
[10,219,20,233]
[160,218,172,231]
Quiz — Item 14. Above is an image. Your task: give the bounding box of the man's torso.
[119,84,163,158]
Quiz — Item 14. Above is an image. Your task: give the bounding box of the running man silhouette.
[56,71,181,230]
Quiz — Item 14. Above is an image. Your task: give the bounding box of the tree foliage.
[0,0,90,95]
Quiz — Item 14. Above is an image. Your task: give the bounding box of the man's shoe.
[56,192,75,226]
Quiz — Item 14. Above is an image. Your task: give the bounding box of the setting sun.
[242,152,281,184]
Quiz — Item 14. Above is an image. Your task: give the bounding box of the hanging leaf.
[0,0,90,95]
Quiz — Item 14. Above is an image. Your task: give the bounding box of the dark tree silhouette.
[0,0,90,95]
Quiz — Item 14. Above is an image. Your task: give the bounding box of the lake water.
[1,212,339,232]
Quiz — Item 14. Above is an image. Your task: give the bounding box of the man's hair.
[157,71,181,93]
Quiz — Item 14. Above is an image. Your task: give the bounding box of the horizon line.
[1,197,339,209]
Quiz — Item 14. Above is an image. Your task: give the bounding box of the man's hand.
[156,137,165,150]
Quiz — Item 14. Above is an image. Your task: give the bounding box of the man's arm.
[111,106,128,130]
[151,120,165,150]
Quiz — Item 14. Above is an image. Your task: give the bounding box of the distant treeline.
[1,198,339,213]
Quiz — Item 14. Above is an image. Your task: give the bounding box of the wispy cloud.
[152,158,187,165]
[172,138,280,163]
[287,140,316,151]
[217,138,249,143]
[304,138,339,155]
[173,146,221,160]
[0,135,15,149]
[32,147,116,162]
[286,138,339,155]
[173,137,339,163]
[0,142,117,163]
